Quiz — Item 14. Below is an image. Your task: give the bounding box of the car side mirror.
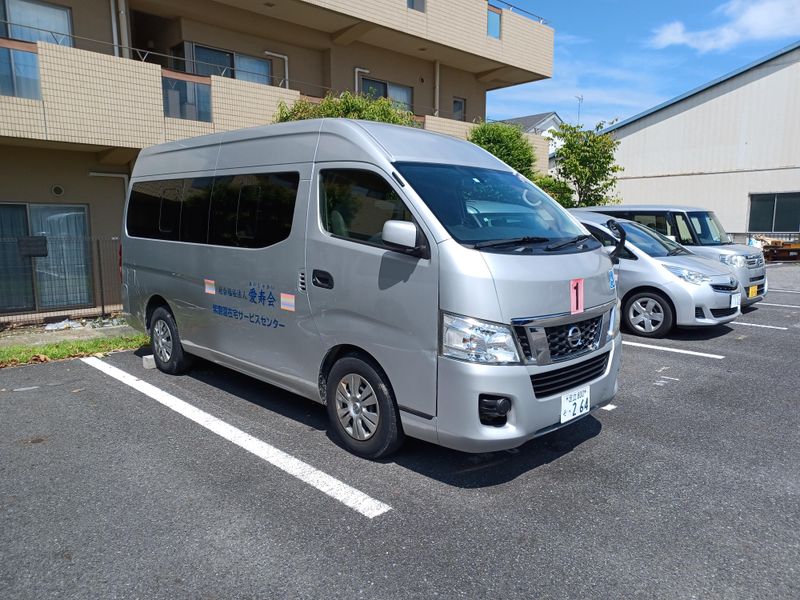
[382,220,425,256]
[606,219,627,265]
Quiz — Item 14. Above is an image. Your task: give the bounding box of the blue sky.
[486,0,800,127]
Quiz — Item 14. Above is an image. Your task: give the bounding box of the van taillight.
[118,244,122,282]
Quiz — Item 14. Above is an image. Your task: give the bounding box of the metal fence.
[0,236,121,328]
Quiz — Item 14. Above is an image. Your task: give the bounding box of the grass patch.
[0,334,150,368]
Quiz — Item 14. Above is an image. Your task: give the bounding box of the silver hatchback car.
[573,211,741,338]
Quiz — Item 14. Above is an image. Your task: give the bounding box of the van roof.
[572,204,710,213]
[133,118,508,178]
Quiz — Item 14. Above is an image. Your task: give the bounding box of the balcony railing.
[161,69,212,122]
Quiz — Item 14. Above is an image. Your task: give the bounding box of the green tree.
[275,91,418,127]
[531,174,574,208]
[551,122,622,207]
[467,121,536,179]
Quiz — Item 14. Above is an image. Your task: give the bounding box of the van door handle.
[312,269,334,289]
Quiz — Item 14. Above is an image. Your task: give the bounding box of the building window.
[162,76,212,122]
[749,193,800,233]
[193,45,234,77]
[234,54,272,85]
[0,46,40,99]
[453,97,466,121]
[487,5,502,39]
[2,0,73,46]
[176,42,273,86]
[407,0,425,11]
[361,76,413,111]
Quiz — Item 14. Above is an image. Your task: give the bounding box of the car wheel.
[623,291,674,338]
[326,355,404,459]
[150,306,193,374]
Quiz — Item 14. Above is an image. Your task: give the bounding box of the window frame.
[749,192,800,233]
[2,0,73,46]
[360,75,413,111]
[406,0,425,12]
[316,165,429,257]
[452,96,466,121]
[181,41,273,86]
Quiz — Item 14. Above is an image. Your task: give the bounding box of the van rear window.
[127,172,299,248]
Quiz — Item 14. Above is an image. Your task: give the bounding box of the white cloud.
[649,0,800,53]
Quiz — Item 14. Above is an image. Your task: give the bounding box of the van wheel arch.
[145,295,173,332]
[318,345,393,406]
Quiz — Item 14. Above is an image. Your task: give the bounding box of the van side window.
[128,179,184,241]
[631,213,672,237]
[673,213,695,245]
[319,169,412,247]
[180,177,214,243]
[208,172,299,248]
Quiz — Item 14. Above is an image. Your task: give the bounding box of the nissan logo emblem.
[567,326,582,348]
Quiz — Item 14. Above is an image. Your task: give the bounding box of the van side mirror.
[606,219,627,265]
[382,220,424,256]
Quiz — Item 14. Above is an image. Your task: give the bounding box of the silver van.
[122,119,621,458]
[573,211,741,337]
[587,205,767,306]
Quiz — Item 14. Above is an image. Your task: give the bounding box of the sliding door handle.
[312,269,334,289]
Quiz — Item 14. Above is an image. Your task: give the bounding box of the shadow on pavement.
[664,324,734,342]
[384,416,602,489]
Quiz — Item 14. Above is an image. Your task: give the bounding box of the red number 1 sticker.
[570,278,584,314]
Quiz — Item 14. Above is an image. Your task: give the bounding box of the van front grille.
[747,253,765,268]
[530,352,610,398]
[544,315,603,362]
[711,282,738,292]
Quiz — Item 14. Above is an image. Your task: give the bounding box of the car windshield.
[619,221,689,258]
[686,211,732,245]
[395,162,594,253]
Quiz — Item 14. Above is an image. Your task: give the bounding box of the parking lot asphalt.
[2,263,798,599]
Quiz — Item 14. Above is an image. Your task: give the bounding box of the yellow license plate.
[748,285,758,298]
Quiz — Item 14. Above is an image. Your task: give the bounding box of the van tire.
[326,355,404,459]
[149,306,193,374]
[623,290,674,338]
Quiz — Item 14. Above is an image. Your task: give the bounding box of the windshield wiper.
[545,234,591,251]
[472,236,550,249]
[667,247,688,256]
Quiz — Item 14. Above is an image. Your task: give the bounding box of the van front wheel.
[150,306,193,374]
[326,356,404,459]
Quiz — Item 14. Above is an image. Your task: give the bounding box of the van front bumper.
[435,334,621,453]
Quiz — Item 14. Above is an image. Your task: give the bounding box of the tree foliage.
[531,174,574,208]
[275,91,418,127]
[551,122,622,207]
[467,121,536,179]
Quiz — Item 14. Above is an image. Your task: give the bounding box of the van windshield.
[619,221,690,258]
[395,162,595,253]
[686,211,732,245]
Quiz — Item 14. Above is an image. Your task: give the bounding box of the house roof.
[504,111,562,132]
[604,39,800,135]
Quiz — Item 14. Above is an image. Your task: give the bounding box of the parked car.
[122,119,623,458]
[572,211,741,338]
[582,205,767,306]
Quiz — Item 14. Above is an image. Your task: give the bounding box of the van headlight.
[608,299,621,337]
[719,255,746,268]
[663,264,711,285]
[441,313,520,364]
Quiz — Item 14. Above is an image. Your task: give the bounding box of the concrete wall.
[613,47,800,232]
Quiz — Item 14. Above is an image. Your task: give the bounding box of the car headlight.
[608,299,621,337]
[441,313,520,364]
[662,264,711,285]
[719,254,747,268]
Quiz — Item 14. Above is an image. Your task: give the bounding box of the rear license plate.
[748,285,758,298]
[560,386,590,424]
[730,293,741,308]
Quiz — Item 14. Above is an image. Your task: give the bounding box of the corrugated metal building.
[606,41,800,237]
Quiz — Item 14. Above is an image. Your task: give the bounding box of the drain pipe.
[434,60,440,117]
[264,51,289,89]
[117,0,130,58]
[109,0,120,57]
[354,67,369,94]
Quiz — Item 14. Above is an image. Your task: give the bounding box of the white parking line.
[622,341,724,359]
[80,357,392,519]
[760,302,800,309]
[733,322,788,330]
[600,404,617,411]
[770,288,800,294]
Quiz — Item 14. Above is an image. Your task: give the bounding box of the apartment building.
[0,0,553,320]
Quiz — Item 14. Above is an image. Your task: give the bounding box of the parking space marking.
[600,404,617,411]
[622,341,724,359]
[660,376,680,381]
[80,357,392,519]
[770,288,800,294]
[760,302,800,309]
[733,322,788,330]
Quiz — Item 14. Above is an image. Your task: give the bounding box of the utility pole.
[575,94,584,127]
